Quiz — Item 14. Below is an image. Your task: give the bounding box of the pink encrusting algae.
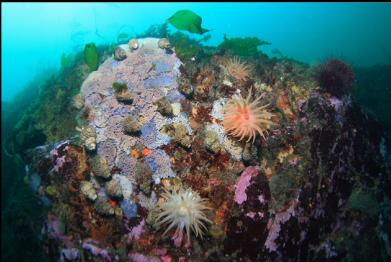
[234,166,260,204]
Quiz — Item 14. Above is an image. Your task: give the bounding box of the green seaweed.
[60,53,73,70]
[167,10,209,35]
[112,82,128,93]
[197,34,211,44]
[346,189,380,216]
[218,35,271,56]
[136,23,169,38]
[170,31,202,61]
[84,42,99,71]
[116,32,130,44]
[10,44,104,146]
[269,167,302,210]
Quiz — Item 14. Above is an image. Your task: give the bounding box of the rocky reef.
[21,35,391,262]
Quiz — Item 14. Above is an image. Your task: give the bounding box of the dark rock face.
[222,94,390,261]
[224,167,271,260]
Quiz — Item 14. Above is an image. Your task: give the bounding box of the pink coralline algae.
[328,96,345,112]
[47,216,62,239]
[97,138,117,167]
[48,141,72,173]
[234,166,260,204]
[171,231,191,249]
[61,248,79,260]
[53,155,67,172]
[49,140,70,157]
[127,219,145,243]
[264,200,297,252]
[47,215,72,247]
[172,231,184,247]
[82,240,111,261]
[128,253,161,262]
[246,211,264,220]
[258,194,266,204]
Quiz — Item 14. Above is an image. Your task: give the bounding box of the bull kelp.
[2,5,391,262]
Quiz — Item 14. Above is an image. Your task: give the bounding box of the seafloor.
[2,27,391,262]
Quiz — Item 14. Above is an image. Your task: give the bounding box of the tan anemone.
[155,187,211,240]
[222,57,252,81]
[223,89,274,143]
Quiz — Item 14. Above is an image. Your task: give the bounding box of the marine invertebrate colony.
[223,90,274,143]
[223,57,252,81]
[155,187,211,240]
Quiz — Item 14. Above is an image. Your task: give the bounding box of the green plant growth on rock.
[170,31,203,61]
[116,32,131,44]
[11,45,103,148]
[112,82,128,93]
[218,35,271,57]
[60,53,73,70]
[84,42,99,71]
[333,225,389,262]
[346,189,380,217]
[167,10,209,35]
[136,23,169,39]
[269,166,302,211]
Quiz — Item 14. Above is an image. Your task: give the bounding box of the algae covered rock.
[115,89,134,104]
[114,46,127,61]
[78,126,97,151]
[123,116,141,135]
[242,143,258,164]
[71,94,84,110]
[177,76,194,98]
[162,123,192,148]
[203,129,224,153]
[80,181,97,201]
[128,38,139,50]
[95,196,115,216]
[134,161,153,195]
[113,82,134,104]
[158,38,171,49]
[19,34,391,262]
[112,82,128,93]
[105,179,123,199]
[154,96,173,117]
[89,155,111,179]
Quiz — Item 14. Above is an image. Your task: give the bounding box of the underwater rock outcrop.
[81,38,184,182]
[23,37,390,262]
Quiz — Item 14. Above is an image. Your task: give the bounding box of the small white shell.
[128,38,139,50]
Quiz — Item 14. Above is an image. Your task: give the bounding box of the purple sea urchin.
[317,59,355,97]
[155,187,211,240]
